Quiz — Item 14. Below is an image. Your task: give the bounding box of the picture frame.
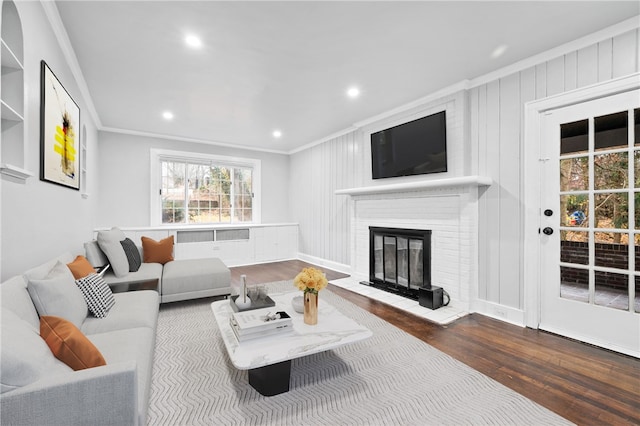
[40,60,81,190]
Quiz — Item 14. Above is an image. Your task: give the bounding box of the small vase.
[304,292,318,325]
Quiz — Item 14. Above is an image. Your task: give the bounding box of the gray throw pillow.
[1,309,73,394]
[97,227,129,278]
[84,240,109,268]
[120,238,141,272]
[27,261,88,329]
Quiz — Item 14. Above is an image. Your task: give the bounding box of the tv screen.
[371,111,447,179]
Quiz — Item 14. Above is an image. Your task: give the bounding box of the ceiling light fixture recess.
[347,86,360,98]
[162,111,174,120]
[272,130,282,138]
[185,34,202,49]
[491,44,508,59]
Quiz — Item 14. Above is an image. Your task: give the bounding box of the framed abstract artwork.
[40,60,81,190]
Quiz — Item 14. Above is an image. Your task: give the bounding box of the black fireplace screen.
[369,227,431,295]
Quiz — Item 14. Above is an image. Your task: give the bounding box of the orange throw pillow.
[40,316,106,371]
[141,235,174,264]
[67,255,97,279]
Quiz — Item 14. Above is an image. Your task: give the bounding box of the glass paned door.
[540,90,640,358]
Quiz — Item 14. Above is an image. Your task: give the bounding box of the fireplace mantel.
[335,175,492,196]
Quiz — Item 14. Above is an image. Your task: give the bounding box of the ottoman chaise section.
[161,258,231,303]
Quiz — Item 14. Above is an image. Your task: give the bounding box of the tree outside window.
[161,160,252,224]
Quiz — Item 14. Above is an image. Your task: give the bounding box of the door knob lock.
[544,209,553,217]
[542,227,554,235]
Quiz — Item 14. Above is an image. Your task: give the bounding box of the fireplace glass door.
[372,231,426,289]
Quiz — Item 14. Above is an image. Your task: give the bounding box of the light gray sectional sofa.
[99,256,232,303]
[1,228,232,425]
[87,227,232,303]
[0,253,158,425]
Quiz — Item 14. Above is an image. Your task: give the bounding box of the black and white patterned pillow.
[75,273,116,318]
[120,238,142,272]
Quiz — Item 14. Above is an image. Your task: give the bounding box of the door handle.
[542,227,554,235]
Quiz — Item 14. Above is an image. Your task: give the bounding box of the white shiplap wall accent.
[291,26,639,317]
[290,130,365,269]
[472,28,639,311]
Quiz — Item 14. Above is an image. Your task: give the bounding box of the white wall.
[96,131,291,228]
[290,130,364,268]
[473,27,639,310]
[1,1,99,280]
[289,25,640,314]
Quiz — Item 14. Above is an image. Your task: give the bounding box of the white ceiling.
[54,1,639,153]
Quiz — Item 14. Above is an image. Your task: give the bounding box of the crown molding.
[353,80,471,129]
[469,15,640,89]
[294,15,639,154]
[41,1,101,128]
[101,126,289,155]
[41,3,638,156]
[289,80,471,155]
[288,125,360,155]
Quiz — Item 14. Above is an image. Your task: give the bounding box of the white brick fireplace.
[336,176,491,315]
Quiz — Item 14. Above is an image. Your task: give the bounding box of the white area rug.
[148,281,572,425]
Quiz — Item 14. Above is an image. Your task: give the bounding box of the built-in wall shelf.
[1,39,22,70]
[335,175,493,196]
[2,1,26,174]
[1,100,23,121]
[1,163,32,181]
[93,223,299,267]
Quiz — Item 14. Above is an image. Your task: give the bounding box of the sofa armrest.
[0,361,139,426]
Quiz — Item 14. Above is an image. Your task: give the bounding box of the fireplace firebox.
[361,227,432,301]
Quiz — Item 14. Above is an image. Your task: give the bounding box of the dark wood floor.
[230,260,640,426]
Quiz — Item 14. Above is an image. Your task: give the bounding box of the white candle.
[241,275,247,303]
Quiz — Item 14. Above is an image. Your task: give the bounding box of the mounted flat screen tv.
[371,111,447,179]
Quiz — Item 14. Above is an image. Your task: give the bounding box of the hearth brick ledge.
[330,277,468,325]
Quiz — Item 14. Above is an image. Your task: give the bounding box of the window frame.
[150,148,261,226]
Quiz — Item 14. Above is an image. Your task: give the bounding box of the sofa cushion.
[120,238,142,272]
[141,235,174,264]
[67,255,97,279]
[97,227,130,278]
[89,327,156,425]
[23,253,74,283]
[75,273,116,318]
[40,316,107,371]
[162,258,231,294]
[27,261,88,329]
[81,290,159,335]
[84,240,109,268]
[101,262,163,287]
[0,275,40,332]
[1,310,72,394]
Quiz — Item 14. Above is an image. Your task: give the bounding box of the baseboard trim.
[296,253,351,275]
[472,299,525,327]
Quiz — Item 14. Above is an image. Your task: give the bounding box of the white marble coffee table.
[211,291,372,396]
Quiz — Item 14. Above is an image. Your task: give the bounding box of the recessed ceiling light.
[162,111,174,120]
[185,34,202,49]
[491,44,508,59]
[347,87,360,98]
[272,130,282,138]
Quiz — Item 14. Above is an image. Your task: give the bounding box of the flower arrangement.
[293,267,328,294]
